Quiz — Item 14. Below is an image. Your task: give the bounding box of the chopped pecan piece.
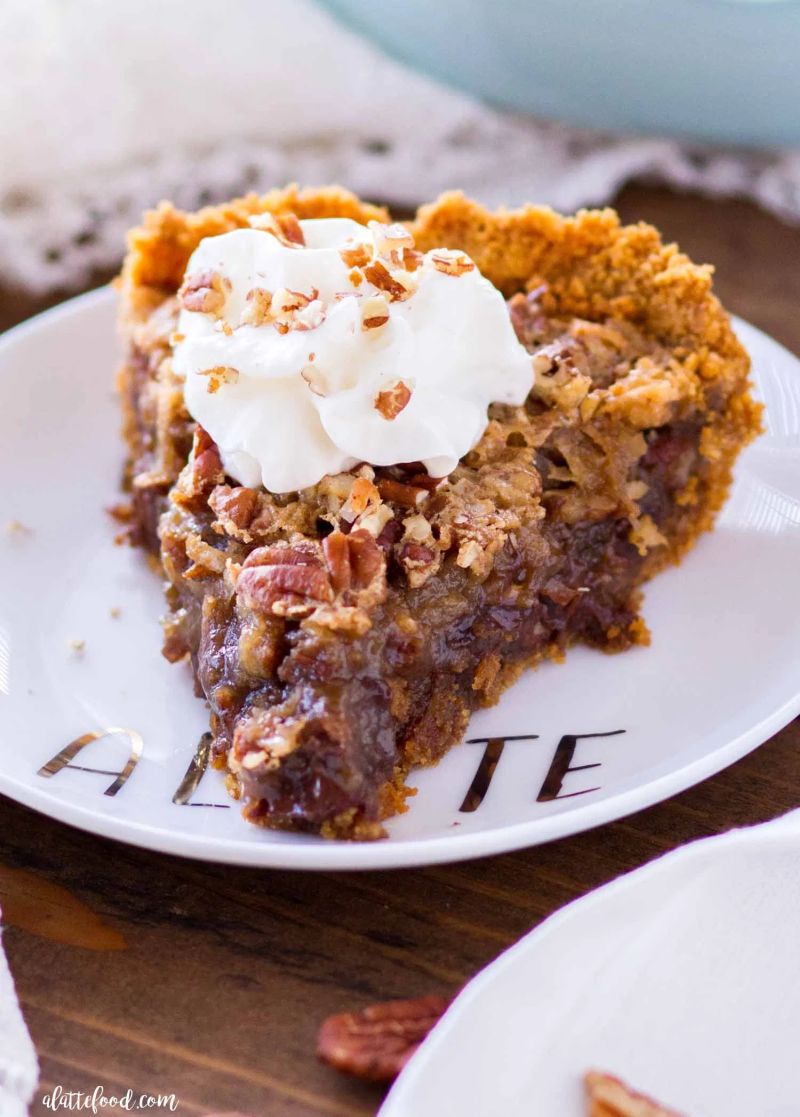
[198,365,239,394]
[532,340,592,410]
[406,471,445,492]
[184,532,226,578]
[249,210,306,246]
[376,478,427,508]
[375,380,412,420]
[340,476,380,523]
[397,540,439,588]
[317,995,450,1082]
[271,287,324,334]
[361,293,390,331]
[339,241,372,269]
[401,247,423,272]
[240,287,273,327]
[584,1071,684,1117]
[179,269,228,316]
[430,249,476,277]
[364,260,412,302]
[368,220,415,264]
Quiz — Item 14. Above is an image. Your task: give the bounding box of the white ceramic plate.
[380,810,800,1116]
[0,289,798,870]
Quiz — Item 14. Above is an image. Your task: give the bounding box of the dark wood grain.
[1,185,798,1117]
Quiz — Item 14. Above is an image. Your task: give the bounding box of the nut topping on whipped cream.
[173,215,534,493]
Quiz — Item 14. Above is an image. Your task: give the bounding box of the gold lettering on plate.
[460,735,540,812]
[172,731,230,808]
[37,727,144,796]
[458,729,626,813]
[536,730,625,801]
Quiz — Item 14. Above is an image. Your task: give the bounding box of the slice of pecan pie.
[117,186,761,838]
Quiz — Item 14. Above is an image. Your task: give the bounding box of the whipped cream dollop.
[173,214,533,493]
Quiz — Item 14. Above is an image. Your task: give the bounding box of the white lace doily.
[2,0,800,294]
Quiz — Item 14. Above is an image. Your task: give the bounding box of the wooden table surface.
[1,184,798,1117]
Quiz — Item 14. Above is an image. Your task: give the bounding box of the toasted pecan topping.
[368,220,415,264]
[179,269,228,316]
[240,286,273,327]
[271,287,324,334]
[376,477,427,508]
[401,247,423,272]
[184,532,226,578]
[198,365,239,394]
[364,260,412,302]
[339,241,372,269]
[348,267,364,287]
[430,249,476,277]
[317,994,449,1082]
[360,293,390,331]
[405,471,444,492]
[249,210,306,246]
[374,380,412,420]
[340,476,381,522]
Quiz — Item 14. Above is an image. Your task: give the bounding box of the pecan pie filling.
[117,187,761,838]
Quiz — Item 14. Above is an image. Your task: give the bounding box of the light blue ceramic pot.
[321,0,800,147]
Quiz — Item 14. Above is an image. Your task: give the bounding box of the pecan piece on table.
[584,1071,684,1117]
[317,994,450,1082]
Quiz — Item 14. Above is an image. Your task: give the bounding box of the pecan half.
[322,529,385,596]
[208,485,260,540]
[317,995,449,1082]
[236,541,333,617]
[375,380,412,420]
